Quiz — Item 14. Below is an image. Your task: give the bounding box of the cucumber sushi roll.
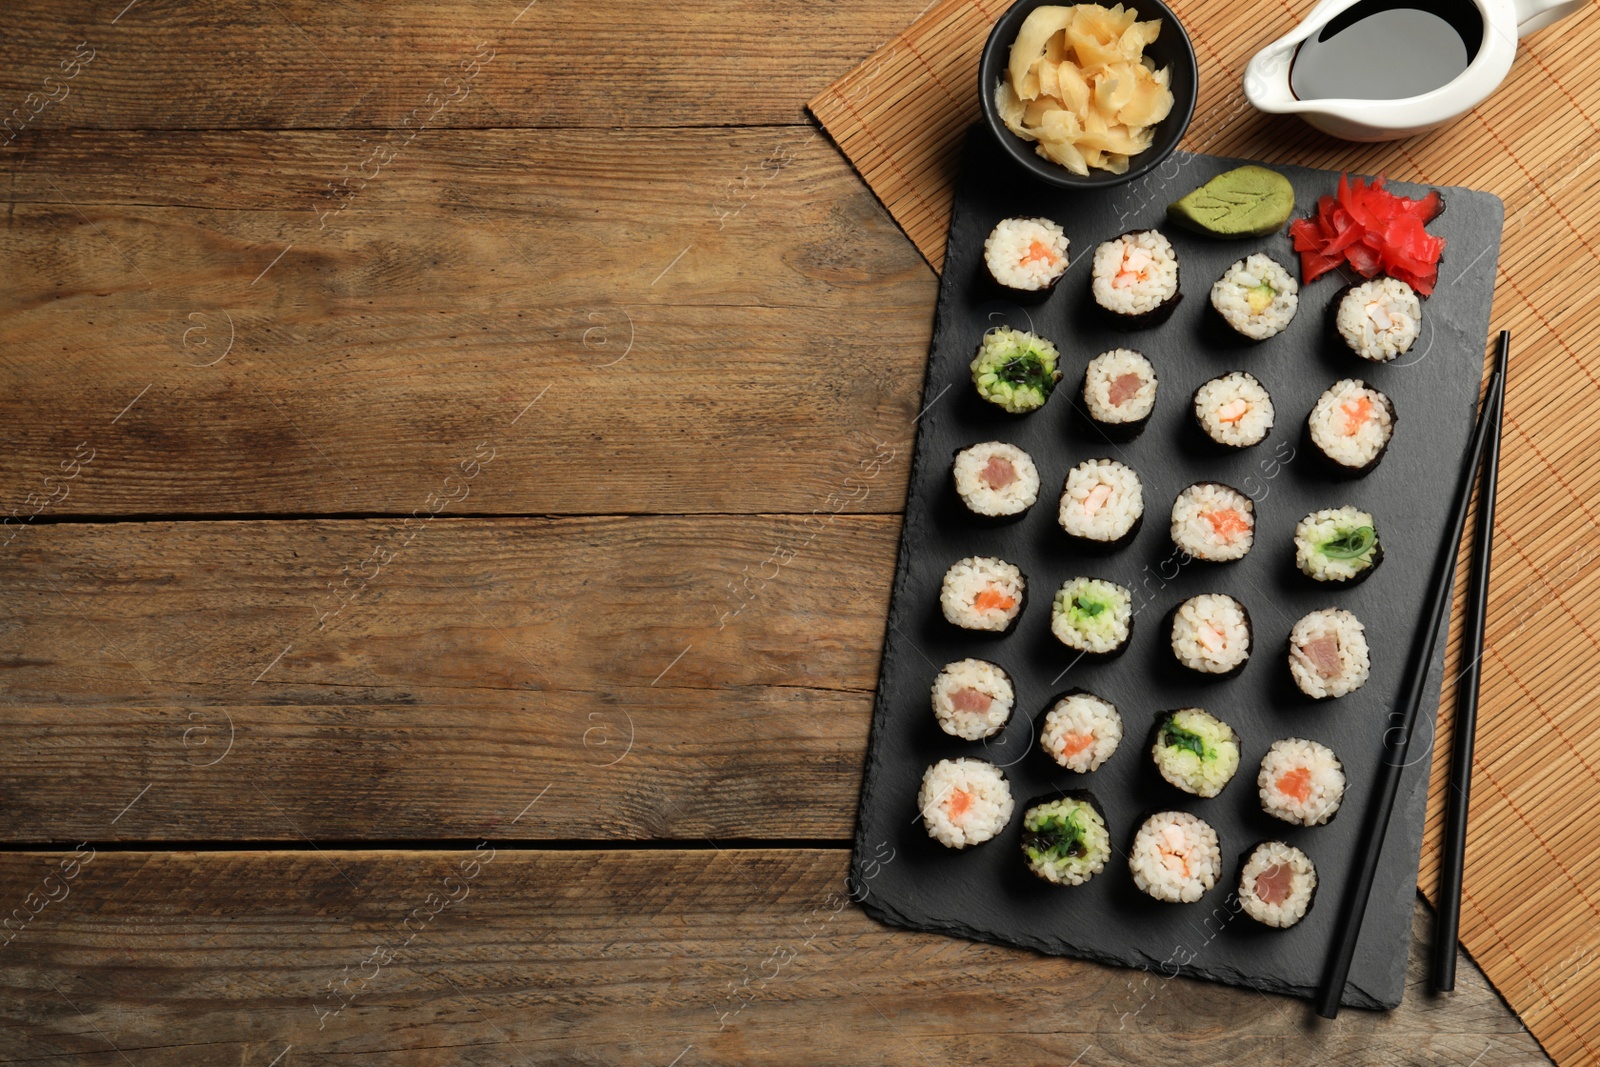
[1129,811,1222,903]
[1210,253,1298,340]
[1169,593,1252,677]
[1051,577,1133,658]
[1058,458,1144,549]
[1288,607,1371,699]
[1258,738,1346,826]
[1038,691,1123,773]
[971,328,1062,414]
[1238,841,1317,928]
[1170,482,1255,562]
[952,442,1040,519]
[1091,230,1181,326]
[1307,379,1395,476]
[918,757,1014,849]
[1020,794,1111,886]
[1295,506,1382,585]
[1150,708,1241,798]
[930,659,1014,741]
[940,556,1026,634]
[983,217,1070,296]
[1193,371,1274,448]
[1337,277,1421,362]
[1081,348,1158,439]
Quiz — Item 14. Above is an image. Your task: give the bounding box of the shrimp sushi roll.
[1130,811,1222,903]
[1081,348,1158,439]
[1288,607,1371,699]
[918,758,1014,849]
[930,659,1014,741]
[1150,708,1241,798]
[1307,379,1395,476]
[1171,482,1255,562]
[1051,577,1133,659]
[1238,841,1317,928]
[983,217,1070,297]
[1058,458,1143,550]
[1020,794,1111,886]
[940,556,1026,635]
[1169,594,1252,677]
[1295,506,1382,585]
[952,442,1040,519]
[1091,230,1181,327]
[971,328,1062,414]
[1193,371,1274,448]
[1210,254,1298,340]
[1337,277,1421,362]
[1038,691,1123,773]
[1258,738,1346,826]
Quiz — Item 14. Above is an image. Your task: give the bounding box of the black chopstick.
[1430,331,1509,992]
[1315,331,1510,1019]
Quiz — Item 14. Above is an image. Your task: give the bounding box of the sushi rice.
[1171,482,1255,562]
[1288,607,1371,698]
[1307,379,1395,474]
[1193,371,1274,448]
[1130,811,1222,903]
[984,217,1070,294]
[918,758,1014,848]
[940,556,1026,633]
[1295,506,1382,584]
[1337,277,1421,362]
[1258,737,1346,826]
[1210,254,1299,340]
[1058,458,1144,546]
[1082,348,1158,435]
[1092,231,1181,322]
[1020,795,1111,886]
[930,659,1014,741]
[1239,841,1317,928]
[1051,577,1134,656]
[952,442,1040,518]
[1151,708,1241,798]
[1169,593,1252,676]
[1038,691,1123,772]
[971,328,1062,414]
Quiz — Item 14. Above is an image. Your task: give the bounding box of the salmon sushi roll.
[1038,691,1123,773]
[1171,482,1255,562]
[940,556,1026,634]
[1150,708,1241,798]
[952,441,1040,519]
[1210,253,1298,340]
[1058,458,1144,550]
[1082,349,1158,439]
[1020,793,1111,886]
[918,758,1014,849]
[930,659,1014,741]
[1295,506,1382,585]
[1258,738,1346,826]
[1051,577,1134,659]
[1091,230,1181,327]
[983,217,1070,297]
[1239,841,1317,928]
[1307,379,1395,476]
[1129,811,1222,903]
[1337,277,1421,362]
[1169,593,1252,677]
[971,328,1062,414]
[1193,371,1274,449]
[1288,607,1371,699]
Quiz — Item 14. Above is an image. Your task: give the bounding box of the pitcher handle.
[1514,0,1584,36]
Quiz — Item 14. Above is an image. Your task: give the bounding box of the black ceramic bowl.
[977,0,1199,190]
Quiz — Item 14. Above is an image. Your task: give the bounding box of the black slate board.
[851,129,1504,1009]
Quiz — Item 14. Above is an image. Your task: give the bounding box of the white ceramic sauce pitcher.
[1244,0,1585,140]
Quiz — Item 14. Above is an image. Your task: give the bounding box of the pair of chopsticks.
[1316,330,1509,1018]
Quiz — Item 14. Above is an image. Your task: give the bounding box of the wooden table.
[0,2,1553,1062]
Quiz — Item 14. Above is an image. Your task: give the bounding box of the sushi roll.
[1193,371,1274,449]
[1129,811,1222,903]
[940,556,1026,634]
[1058,458,1144,549]
[983,217,1070,297]
[1238,841,1317,928]
[1288,607,1371,699]
[1081,349,1158,439]
[1210,254,1298,340]
[1169,593,1251,677]
[1337,277,1421,362]
[1051,577,1133,659]
[1020,794,1111,886]
[930,659,1014,741]
[1150,708,1241,798]
[1307,379,1395,476]
[1091,230,1181,326]
[1258,738,1346,826]
[918,758,1014,849]
[952,442,1040,519]
[1170,482,1255,562]
[971,328,1062,414]
[1038,691,1123,773]
[1295,506,1382,585]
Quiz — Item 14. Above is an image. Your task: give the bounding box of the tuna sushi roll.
[1288,607,1371,699]
[1170,482,1255,562]
[918,758,1014,849]
[1337,277,1421,362]
[1081,348,1158,439]
[1193,371,1274,449]
[1258,738,1346,826]
[971,328,1062,414]
[1058,458,1143,549]
[940,556,1026,634]
[1091,230,1181,327]
[1238,841,1317,928]
[1169,593,1252,677]
[1210,253,1298,340]
[930,659,1014,741]
[1307,379,1395,476]
[952,442,1040,519]
[983,217,1070,297]
[1051,577,1133,659]
[1130,811,1222,903]
[1038,691,1123,773]
[1150,708,1241,798]
[1020,794,1111,886]
[1295,506,1382,585]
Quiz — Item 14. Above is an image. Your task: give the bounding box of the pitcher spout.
[1243,41,1302,114]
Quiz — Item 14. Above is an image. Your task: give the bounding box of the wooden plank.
[0,849,1550,1065]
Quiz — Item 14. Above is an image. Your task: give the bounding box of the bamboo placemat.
[811,2,1600,1062]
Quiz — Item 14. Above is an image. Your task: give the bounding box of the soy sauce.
[1290,0,1482,101]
